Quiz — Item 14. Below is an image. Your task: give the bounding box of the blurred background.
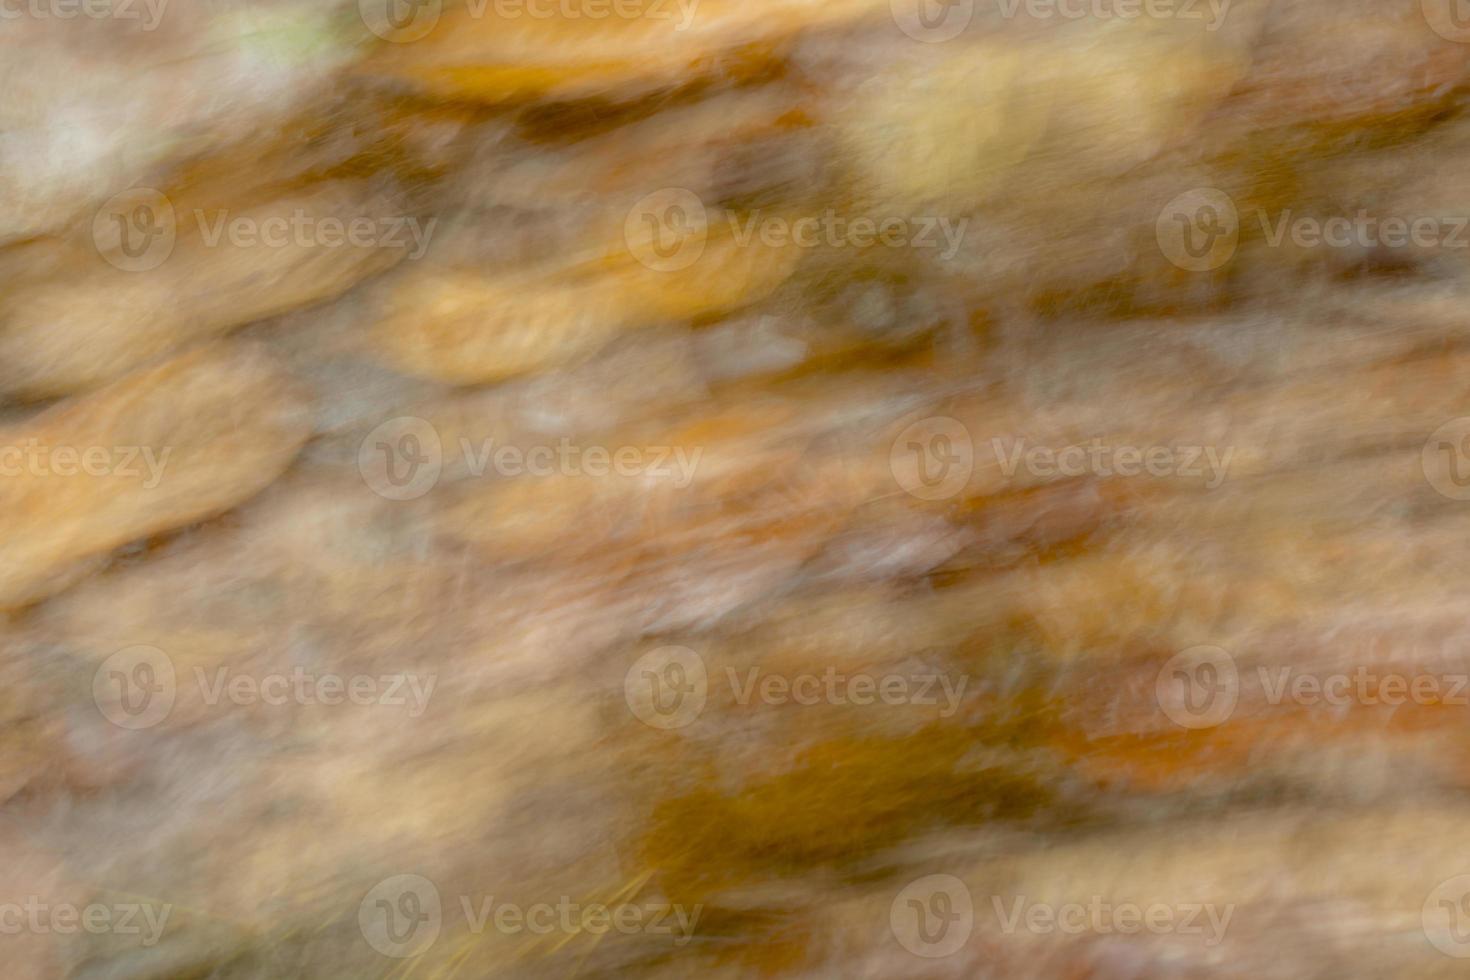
[5,0,1470,976]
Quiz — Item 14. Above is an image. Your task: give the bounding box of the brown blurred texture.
[6,0,1470,977]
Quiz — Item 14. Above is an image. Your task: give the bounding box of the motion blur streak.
[3,1,1470,977]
